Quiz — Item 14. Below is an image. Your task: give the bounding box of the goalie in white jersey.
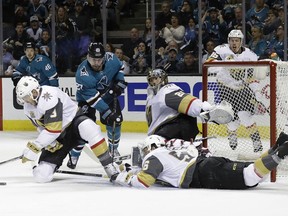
[206,29,264,152]
[15,76,119,183]
[112,133,288,189]
[145,68,234,142]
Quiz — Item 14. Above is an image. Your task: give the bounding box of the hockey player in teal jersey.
[11,41,59,87]
[68,42,127,169]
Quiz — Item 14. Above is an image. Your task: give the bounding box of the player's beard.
[91,64,103,72]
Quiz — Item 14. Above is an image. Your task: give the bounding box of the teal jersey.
[76,52,125,112]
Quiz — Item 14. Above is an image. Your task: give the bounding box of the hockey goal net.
[202,60,288,182]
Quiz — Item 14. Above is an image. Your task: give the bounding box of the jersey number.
[169,151,193,162]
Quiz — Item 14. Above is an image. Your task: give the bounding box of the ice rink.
[0,131,288,216]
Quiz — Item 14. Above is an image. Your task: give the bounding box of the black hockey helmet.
[24,41,36,50]
[88,42,105,58]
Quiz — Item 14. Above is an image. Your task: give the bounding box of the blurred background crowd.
[0,0,287,76]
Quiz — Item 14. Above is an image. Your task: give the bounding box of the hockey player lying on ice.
[112,133,288,189]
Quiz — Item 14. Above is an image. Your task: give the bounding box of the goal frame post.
[202,60,278,182]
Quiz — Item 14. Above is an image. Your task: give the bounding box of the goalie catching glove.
[200,100,234,124]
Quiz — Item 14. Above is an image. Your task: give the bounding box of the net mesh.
[203,60,288,181]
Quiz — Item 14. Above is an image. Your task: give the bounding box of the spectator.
[114,47,130,75]
[265,23,284,60]
[263,8,282,41]
[142,18,152,47]
[182,17,197,53]
[27,0,48,23]
[246,0,269,27]
[161,13,185,46]
[121,27,144,59]
[7,22,30,61]
[157,47,179,74]
[202,39,216,62]
[69,1,93,63]
[2,43,15,75]
[26,16,43,43]
[36,29,52,58]
[248,25,267,59]
[105,42,115,53]
[13,6,29,28]
[229,6,251,43]
[178,0,194,26]
[156,1,172,30]
[130,41,151,75]
[202,7,227,46]
[52,6,78,75]
[176,51,198,74]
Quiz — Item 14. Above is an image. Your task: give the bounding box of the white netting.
[203,60,288,181]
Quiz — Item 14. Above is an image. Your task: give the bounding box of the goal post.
[202,60,288,182]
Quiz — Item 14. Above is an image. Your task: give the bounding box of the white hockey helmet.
[227,29,244,43]
[138,135,166,158]
[16,76,40,105]
[147,68,168,93]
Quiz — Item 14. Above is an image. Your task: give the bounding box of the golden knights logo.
[42,92,52,101]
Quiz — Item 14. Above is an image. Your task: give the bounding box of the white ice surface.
[0,131,287,216]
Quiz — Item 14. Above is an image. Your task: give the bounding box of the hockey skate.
[276,140,288,159]
[67,153,79,169]
[228,131,238,150]
[273,132,288,151]
[104,163,119,178]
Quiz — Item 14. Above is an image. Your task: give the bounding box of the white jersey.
[146,83,202,135]
[24,86,78,148]
[130,147,197,188]
[208,44,259,90]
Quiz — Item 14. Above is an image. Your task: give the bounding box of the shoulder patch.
[80,66,89,76]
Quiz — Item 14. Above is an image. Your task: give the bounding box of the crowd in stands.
[1,0,286,76]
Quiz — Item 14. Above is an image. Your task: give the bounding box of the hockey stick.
[110,93,118,160]
[55,169,108,178]
[0,155,22,165]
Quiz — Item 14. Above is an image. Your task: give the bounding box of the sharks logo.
[97,76,109,90]
[106,52,113,61]
[80,66,89,76]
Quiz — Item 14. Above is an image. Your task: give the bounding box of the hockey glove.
[112,80,128,97]
[11,73,22,87]
[22,142,41,163]
[114,170,134,187]
[45,141,63,153]
[102,109,122,125]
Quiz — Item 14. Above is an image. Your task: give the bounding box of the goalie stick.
[55,169,108,178]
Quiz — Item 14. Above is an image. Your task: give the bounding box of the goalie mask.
[228,29,244,53]
[138,135,166,158]
[16,76,40,105]
[87,42,105,72]
[147,69,168,93]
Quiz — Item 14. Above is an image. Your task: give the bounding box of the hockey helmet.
[138,135,166,158]
[147,68,168,93]
[88,42,105,58]
[227,29,244,43]
[16,76,40,105]
[24,41,36,50]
